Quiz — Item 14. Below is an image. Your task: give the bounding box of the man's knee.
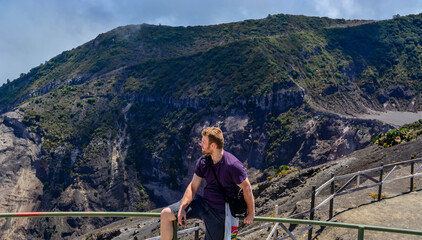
[161,207,176,221]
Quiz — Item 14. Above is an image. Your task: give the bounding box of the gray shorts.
[168,195,225,240]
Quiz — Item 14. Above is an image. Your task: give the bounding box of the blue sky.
[1,0,422,85]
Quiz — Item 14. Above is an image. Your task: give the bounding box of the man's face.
[200,135,212,154]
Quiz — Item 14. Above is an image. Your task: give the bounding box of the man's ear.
[210,142,217,150]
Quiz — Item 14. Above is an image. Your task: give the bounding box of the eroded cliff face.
[0,111,43,239]
[0,108,152,239]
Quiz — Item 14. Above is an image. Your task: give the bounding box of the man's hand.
[243,213,254,224]
[177,207,187,226]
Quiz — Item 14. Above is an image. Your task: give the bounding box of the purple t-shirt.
[194,151,247,210]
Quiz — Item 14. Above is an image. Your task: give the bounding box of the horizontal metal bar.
[383,172,422,184]
[253,217,422,236]
[384,157,422,168]
[2,212,422,237]
[336,183,381,196]
[0,212,162,218]
[335,167,382,181]
[331,158,422,184]
[322,172,422,198]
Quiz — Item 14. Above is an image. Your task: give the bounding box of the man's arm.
[238,177,255,224]
[178,173,202,226]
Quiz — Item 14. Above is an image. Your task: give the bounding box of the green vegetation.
[125,102,206,189]
[0,13,349,111]
[264,106,313,167]
[267,165,298,180]
[324,14,422,92]
[373,119,422,148]
[125,39,289,100]
[2,13,422,112]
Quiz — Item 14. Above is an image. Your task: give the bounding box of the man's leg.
[191,197,225,240]
[160,196,205,239]
[203,208,225,240]
[160,207,176,240]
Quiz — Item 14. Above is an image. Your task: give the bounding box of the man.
[160,127,255,240]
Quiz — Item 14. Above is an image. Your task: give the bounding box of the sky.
[1,0,422,86]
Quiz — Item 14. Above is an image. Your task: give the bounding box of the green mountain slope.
[0,14,349,110]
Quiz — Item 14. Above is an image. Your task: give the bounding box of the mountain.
[0,13,421,239]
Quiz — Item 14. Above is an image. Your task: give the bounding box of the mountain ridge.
[0,12,421,239]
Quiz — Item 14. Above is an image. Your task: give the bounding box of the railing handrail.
[0,211,161,218]
[1,212,422,239]
[316,157,422,198]
[316,157,422,196]
[253,216,422,238]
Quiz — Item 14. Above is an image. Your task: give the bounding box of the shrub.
[369,193,386,200]
[86,97,97,104]
[373,124,422,148]
[272,165,298,178]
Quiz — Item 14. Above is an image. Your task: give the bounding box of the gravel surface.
[314,190,422,240]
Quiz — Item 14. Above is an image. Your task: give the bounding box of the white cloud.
[314,0,341,18]
[313,0,362,19]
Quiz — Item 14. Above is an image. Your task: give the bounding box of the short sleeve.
[194,157,205,178]
[230,160,247,185]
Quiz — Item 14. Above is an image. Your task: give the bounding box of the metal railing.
[2,159,422,239]
[1,212,422,239]
[265,157,422,239]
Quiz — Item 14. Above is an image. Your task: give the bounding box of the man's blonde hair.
[202,127,224,149]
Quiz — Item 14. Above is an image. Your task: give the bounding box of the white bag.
[224,202,239,240]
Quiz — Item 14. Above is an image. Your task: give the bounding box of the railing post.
[357,226,365,240]
[173,220,178,240]
[329,174,335,220]
[195,223,199,240]
[378,164,384,201]
[308,186,316,240]
[410,161,415,192]
[274,205,279,240]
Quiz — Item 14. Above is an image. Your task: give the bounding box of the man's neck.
[211,149,224,164]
